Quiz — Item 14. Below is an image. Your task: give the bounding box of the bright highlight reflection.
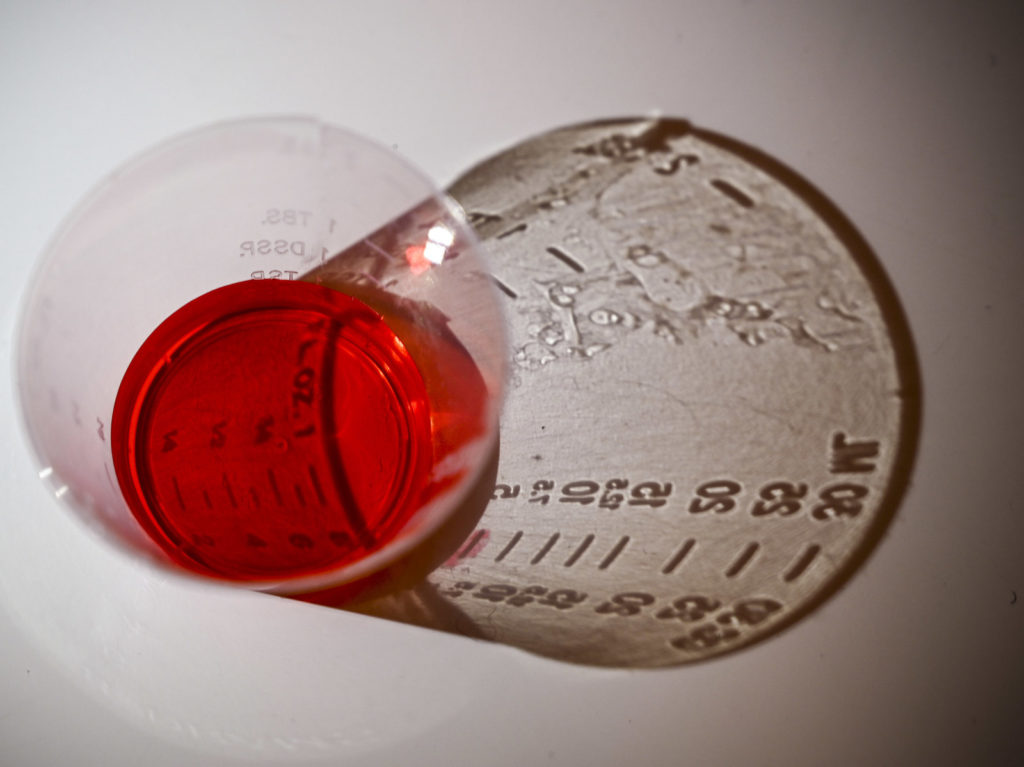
[405,222,454,274]
[427,223,454,247]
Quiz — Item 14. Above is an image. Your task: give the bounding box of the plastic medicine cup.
[15,117,507,600]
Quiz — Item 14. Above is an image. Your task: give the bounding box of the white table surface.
[1,2,1022,765]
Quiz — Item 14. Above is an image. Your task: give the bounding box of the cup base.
[111,279,433,582]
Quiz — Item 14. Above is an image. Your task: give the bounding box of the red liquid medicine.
[111,279,486,584]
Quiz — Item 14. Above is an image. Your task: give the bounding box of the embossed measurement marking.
[352,118,918,667]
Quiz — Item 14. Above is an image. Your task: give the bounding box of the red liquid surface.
[112,279,485,583]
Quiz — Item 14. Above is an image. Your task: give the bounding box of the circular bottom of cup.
[111,279,433,582]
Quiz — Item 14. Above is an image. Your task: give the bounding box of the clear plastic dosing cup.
[16,117,507,598]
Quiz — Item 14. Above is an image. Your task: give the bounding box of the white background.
[1,1,1022,765]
